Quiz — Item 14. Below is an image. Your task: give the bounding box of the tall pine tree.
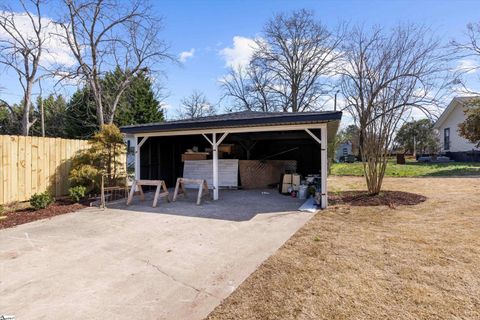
[65,87,99,138]
[65,68,164,138]
[109,69,165,126]
[32,94,69,137]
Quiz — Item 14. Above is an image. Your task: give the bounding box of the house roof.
[434,96,480,129]
[120,110,342,134]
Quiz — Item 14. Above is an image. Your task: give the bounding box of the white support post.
[134,139,140,181]
[134,136,148,181]
[201,132,229,201]
[212,133,219,200]
[320,126,328,209]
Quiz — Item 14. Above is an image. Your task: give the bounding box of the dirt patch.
[329,190,426,207]
[207,177,480,320]
[0,200,86,230]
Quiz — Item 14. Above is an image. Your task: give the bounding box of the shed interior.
[138,129,322,189]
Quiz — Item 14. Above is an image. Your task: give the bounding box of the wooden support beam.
[134,136,149,184]
[217,132,229,145]
[138,136,148,148]
[305,128,321,145]
[202,132,229,201]
[212,133,219,200]
[202,133,213,146]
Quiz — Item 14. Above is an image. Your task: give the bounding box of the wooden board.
[0,135,93,204]
[183,159,238,188]
[239,160,297,189]
[181,152,209,161]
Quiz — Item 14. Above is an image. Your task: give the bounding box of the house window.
[343,147,348,155]
[444,128,450,150]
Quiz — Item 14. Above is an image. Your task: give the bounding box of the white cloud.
[456,58,478,74]
[0,11,75,67]
[219,36,258,69]
[179,48,195,63]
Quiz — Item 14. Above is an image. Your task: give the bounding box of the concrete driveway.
[0,190,314,319]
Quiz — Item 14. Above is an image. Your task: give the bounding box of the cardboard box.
[218,144,234,153]
[181,152,209,161]
[280,174,301,193]
[282,174,300,185]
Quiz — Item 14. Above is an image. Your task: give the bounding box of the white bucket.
[298,185,308,199]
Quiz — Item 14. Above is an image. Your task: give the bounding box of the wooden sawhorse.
[127,180,170,207]
[172,178,210,205]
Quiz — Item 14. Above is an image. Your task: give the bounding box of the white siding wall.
[335,142,352,160]
[438,105,479,152]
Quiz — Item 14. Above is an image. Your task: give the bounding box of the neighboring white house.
[335,141,353,161]
[434,96,480,161]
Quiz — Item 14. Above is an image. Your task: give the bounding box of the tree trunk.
[21,83,33,136]
[40,97,45,137]
[90,79,104,126]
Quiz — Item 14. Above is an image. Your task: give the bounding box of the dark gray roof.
[120,110,342,134]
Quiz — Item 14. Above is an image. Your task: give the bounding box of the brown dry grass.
[207,177,480,320]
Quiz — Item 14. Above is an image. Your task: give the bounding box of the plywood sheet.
[239,160,297,189]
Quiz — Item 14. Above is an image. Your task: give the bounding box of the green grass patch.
[331,161,480,177]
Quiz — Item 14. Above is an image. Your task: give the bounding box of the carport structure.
[120,111,342,209]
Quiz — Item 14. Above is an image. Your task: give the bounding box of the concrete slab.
[0,190,314,320]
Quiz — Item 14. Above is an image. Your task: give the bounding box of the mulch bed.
[0,200,87,230]
[329,190,426,207]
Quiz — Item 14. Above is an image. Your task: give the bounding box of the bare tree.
[340,24,450,194]
[451,22,480,94]
[221,64,278,112]
[178,91,215,119]
[251,9,343,112]
[57,0,172,126]
[0,0,47,135]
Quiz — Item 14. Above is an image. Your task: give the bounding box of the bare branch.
[221,10,343,113]
[55,0,174,126]
[0,0,46,135]
[178,91,215,119]
[340,24,452,194]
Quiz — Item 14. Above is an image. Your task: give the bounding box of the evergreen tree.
[65,87,99,139]
[395,119,439,155]
[113,71,164,126]
[0,101,22,135]
[65,69,164,138]
[459,99,480,148]
[31,94,69,137]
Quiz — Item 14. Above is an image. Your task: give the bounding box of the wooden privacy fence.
[0,135,90,205]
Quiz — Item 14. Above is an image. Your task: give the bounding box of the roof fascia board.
[133,123,328,138]
[121,112,342,134]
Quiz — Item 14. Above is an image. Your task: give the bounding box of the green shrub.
[69,163,100,192]
[69,186,87,203]
[69,124,126,193]
[30,192,55,210]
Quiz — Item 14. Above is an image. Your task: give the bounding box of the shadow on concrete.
[107,189,305,222]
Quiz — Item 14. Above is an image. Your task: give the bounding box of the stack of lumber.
[181,152,209,161]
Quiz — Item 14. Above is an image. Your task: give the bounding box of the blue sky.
[1,0,480,119]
